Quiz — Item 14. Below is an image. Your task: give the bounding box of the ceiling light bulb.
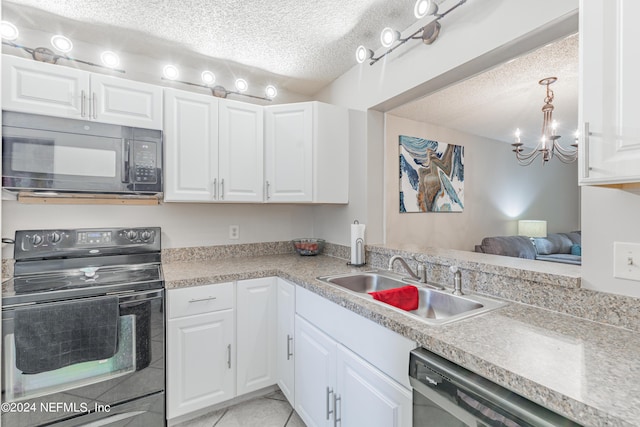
[380,27,399,48]
[201,70,216,85]
[1,21,19,41]
[100,51,120,68]
[235,78,248,92]
[355,45,373,64]
[163,64,179,80]
[414,0,438,18]
[265,85,277,99]
[50,35,73,53]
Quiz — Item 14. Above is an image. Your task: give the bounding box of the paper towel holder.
[348,220,366,267]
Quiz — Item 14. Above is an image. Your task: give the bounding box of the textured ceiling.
[2,0,424,95]
[389,33,579,146]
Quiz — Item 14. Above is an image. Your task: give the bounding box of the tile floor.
[175,390,305,427]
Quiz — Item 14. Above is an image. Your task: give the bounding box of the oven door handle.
[117,289,164,304]
[77,410,146,426]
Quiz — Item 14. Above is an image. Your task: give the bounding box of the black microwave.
[2,111,163,195]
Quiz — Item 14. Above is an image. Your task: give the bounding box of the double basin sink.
[317,270,505,325]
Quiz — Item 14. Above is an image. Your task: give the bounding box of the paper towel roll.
[350,222,366,265]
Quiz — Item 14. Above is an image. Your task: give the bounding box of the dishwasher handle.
[409,348,583,427]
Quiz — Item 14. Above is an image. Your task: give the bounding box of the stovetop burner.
[3,227,163,307]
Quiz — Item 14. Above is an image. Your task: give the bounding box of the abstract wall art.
[399,135,464,213]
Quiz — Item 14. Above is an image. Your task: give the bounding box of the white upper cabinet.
[264,103,313,202]
[163,88,219,202]
[2,54,88,118]
[580,0,640,185]
[219,99,264,202]
[90,74,162,129]
[163,90,263,202]
[2,55,162,129]
[265,101,349,203]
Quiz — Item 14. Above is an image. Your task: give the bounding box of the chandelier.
[511,77,578,166]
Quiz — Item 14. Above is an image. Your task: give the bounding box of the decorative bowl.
[291,238,325,256]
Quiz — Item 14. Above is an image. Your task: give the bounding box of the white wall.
[312,110,385,246]
[1,201,315,258]
[581,187,640,298]
[384,114,580,251]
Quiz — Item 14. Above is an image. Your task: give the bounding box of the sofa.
[475,231,582,265]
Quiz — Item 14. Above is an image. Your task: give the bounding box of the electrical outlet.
[613,242,640,281]
[229,225,240,240]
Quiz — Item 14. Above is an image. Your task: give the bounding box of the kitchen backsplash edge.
[3,241,638,331]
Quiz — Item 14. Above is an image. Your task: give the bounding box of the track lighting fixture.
[2,40,125,73]
[2,21,276,101]
[235,78,248,92]
[355,45,374,64]
[356,0,467,66]
[201,70,216,85]
[380,27,400,48]
[1,21,19,41]
[50,35,73,53]
[414,0,438,19]
[162,64,179,80]
[160,75,276,102]
[100,51,120,68]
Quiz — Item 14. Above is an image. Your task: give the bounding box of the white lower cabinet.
[167,279,281,421]
[295,315,336,427]
[295,286,414,427]
[236,277,278,395]
[295,315,412,427]
[167,279,411,426]
[167,283,235,419]
[276,278,296,406]
[336,345,412,427]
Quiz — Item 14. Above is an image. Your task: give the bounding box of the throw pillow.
[571,244,582,256]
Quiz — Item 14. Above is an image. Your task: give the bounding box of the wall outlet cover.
[229,225,240,240]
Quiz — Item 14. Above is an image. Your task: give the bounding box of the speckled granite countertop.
[163,254,639,427]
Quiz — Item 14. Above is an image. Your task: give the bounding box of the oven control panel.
[14,227,161,260]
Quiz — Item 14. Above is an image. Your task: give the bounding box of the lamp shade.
[518,220,547,238]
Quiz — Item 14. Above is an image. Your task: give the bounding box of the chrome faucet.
[388,255,427,283]
[450,265,463,295]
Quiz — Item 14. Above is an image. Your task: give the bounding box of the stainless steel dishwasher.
[409,348,582,427]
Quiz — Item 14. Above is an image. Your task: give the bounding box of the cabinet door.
[236,278,277,395]
[90,74,162,129]
[2,54,88,119]
[276,279,296,406]
[264,103,313,202]
[163,88,219,202]
[218,99,264,202]
[580,0,640,184]
[295,315,335,427]
[166,309,235,419]
[336,345,412,427]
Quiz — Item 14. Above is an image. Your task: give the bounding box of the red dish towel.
[369,285,419,311]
